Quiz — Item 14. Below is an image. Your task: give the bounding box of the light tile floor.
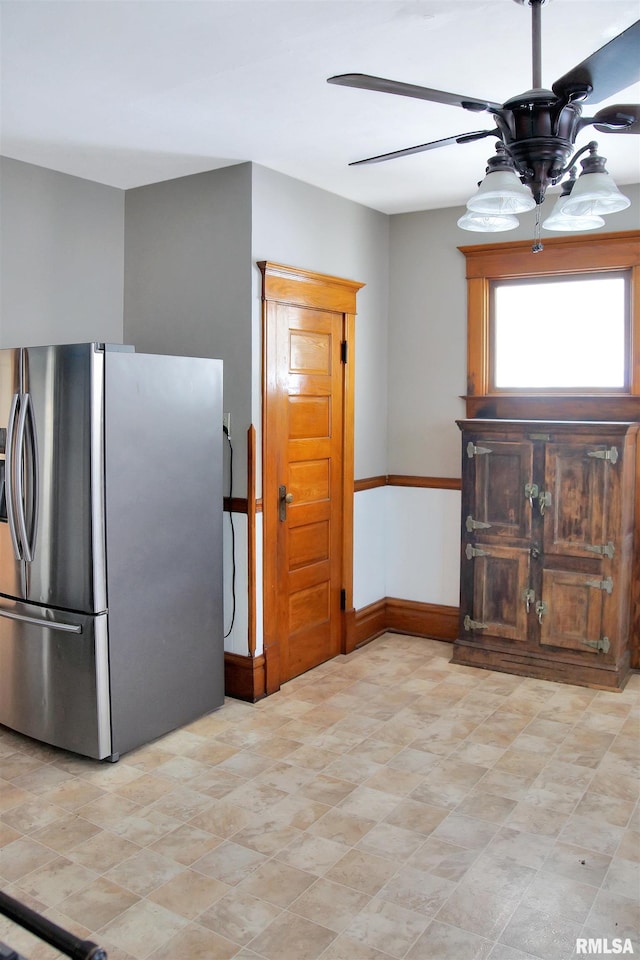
[0,634,638,960]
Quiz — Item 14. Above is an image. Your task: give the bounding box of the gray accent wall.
[123,163,253,494]
[0,158,124,348]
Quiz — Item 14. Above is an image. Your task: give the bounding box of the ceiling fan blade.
[348,129,498,166]
[586,104,640,134]
[552,20,640,103]
[328,74,502,114]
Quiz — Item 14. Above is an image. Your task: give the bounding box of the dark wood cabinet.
[454,420,639,690]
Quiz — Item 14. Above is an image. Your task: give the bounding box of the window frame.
[460,230,640,421]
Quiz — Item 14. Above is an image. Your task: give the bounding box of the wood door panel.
[289,396,331,439]
[289,582,330,635]
[289,459,331,504]
[544,443,610,557]
[289,557,331,592]
[470,545,530,641]
[473,441,534,540]
[289,521,330,570]
[540,568,607,654]
[289,330,332,375]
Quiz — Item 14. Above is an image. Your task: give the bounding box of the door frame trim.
[259,261,363,694]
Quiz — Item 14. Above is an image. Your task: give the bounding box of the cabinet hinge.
[340,588,346,611]
[585,541,615,560]
[586,576,614,594]
[466,442,492,459]
[340,340,348,363]
[582,636,611,654]
[465,543,488,560]
[587,446,618,464]
[465,515,492,533]
[464,614,487,631]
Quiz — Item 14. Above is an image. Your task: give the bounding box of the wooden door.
[465,544,531,642]
[543,442,614,558]
[260,263,362,692]
[539,567,610,655]
[469,439,535,541]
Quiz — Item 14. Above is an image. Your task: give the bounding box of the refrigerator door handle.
[5,392,22,560]
[0,608,82,634]
[14,392,38,563]
[24,392,39,561]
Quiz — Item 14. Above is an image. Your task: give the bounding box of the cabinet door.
[465,544,531,642]
[543,442,616,559]
[539,568,611,656]
[469,440,535,541]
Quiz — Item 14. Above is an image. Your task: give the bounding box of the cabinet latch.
[582,636,611,654]
[466,442,492,459]
[465,543,488,560]
[538,490,552,516]
[465,515,492,533]
[585,541,615,560]
[586,576,614,594]
[587,446,618,464]
[464,615,488,631]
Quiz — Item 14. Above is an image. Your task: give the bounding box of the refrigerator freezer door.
[104,351,224,756]
[0,349,23,601]
[0,599,112,759]
[22,344,107,614]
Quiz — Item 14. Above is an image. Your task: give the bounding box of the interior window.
[491,272,628,392]
[460,232,640,421]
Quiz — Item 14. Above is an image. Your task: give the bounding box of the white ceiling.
[1,0,639,214]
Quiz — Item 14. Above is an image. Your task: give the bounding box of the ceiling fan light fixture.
[542,165,605,232]
[329,5,638,241]
[466,145,537,215]
[466,170,537,215]
[562,144,631,217]
[542,196,605,232]
[457,210,519,232]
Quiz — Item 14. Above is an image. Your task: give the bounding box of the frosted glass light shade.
[458,210,519,232]
[562,171,630,217]
[466,170,536,215]
[542,194,605,232]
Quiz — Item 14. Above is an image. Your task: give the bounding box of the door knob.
[278,485,294,521]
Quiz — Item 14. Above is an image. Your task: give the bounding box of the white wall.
[0,158,124,347]
[353,484,461,612]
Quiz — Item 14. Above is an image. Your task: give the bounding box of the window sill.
[463,394,640,422]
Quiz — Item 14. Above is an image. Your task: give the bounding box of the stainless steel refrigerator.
[0,342,224,761]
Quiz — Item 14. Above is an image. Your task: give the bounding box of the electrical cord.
[223,425,236,638]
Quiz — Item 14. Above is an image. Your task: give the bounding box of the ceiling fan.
[328,0,640,213]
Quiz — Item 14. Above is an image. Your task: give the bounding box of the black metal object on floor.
[0,890,107,960]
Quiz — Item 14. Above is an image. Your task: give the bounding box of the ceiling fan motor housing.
[497,89,583,202]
